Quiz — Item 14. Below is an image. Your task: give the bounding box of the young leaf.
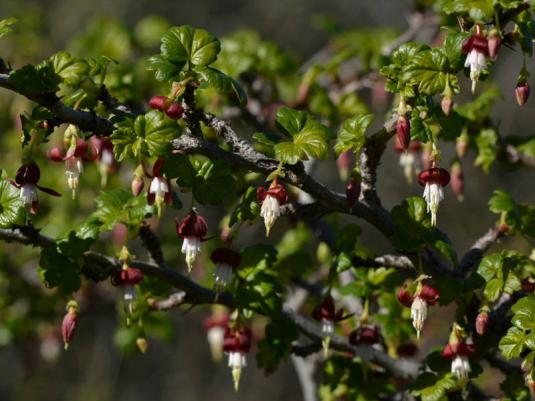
[49,51,89,86]
[197,66,247,106]
[334,114,373,155]
[499,326,526,359]
[0,180,25,228]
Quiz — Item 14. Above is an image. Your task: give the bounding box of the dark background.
[0,0,533,400]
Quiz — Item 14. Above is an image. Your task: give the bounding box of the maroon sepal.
[348,325,380,346]
[257,178,288,205]
[312,295,353,322]
[397,285,414,308]
[176,212,208,239]
[203,313,230,331]
[211,248,242,268]
[15,162,40,185]
[223,327,252,353]
[63,138,88,160]
[113,267,144,286]
[417,166,451,187]
[419,284,440,306]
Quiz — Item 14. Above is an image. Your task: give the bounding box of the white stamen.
[207,326,225,362]
[228,351,247,369]
[464,49,486,93]
[65,157,83,198]
[181,236,202,272]
[214,263,234,288]
[410,296,427,338]
[20,184,38,206]
[149,177,169,201]
[322,319,334,336]
[422,182,444,226]
[451,355,471,386]
[122,285,137,314]
[260,195,281,236]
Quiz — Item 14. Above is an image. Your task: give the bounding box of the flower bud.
[441,95,453,116]
[136,337,148,353]
[62,300,79,350]
[165,102,184,119]
[456,133,469,158]
[475,311,489,336]
[450,161,464,202]
[487,33,501,61]
[515,82,530,107]
[149,95,168,111]
[396,115,411,151]
[131,176,145,197]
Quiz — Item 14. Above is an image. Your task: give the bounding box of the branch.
[138,222,165,265]
[148,292,187,311]
[0,73,116,135]
[458,226,504,274]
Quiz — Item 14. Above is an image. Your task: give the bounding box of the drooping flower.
[312,295,352,357]
[223,326,252,392]
[89,135,116,187]
[442,326,476,387]
[398,282,439,339]
[462,26,489,93]
[393,137,422,184]
[257,178,288,237]
[8,162,60,215]
[62,300,79,350]
[348,325,380,346]
[203,308,230,362]
[176,211,208,273]
[418,162,451,226]
[210,248,241,292]
[147,158,172,217]
[113,263,144,325]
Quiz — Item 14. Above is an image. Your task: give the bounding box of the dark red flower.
[147,159,172,208]
[8,163,61,214]
[462,33,489,56]
[397,285,414,307]
[176,212,208,239]
[211,248,241,269]
[348,325,380,346]
[312,295,352,323]
[417,165,451,187]
[203,312,230,331]
[419,284,440,306]
[113,267,144,286]
[257,178,288,205]
[223,327,253,354]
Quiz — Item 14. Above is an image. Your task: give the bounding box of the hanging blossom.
[312,294,353,357]
[257,177,288,237]
[62,300,79,350]
[89,135,116,187]
[203,308,230,362]
[398,282,440,339]
[112,262,144,326]
[418,161,451,226]
[223,326,252,392]
[348,325,380,346]
[147,158,172,217]
[393,136,422,184]
[48,127,91,199]
[442,326,476,388]
[176,211,208,273]
[8,162,60,215]
[462,26,489,93]
[210,248,241,293]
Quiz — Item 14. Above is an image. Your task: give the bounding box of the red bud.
[62,304,78,350]
[165,102,184,119]
[396,116,411,151]
[487,35,501,61]
[149,95,168,111]
[515,82,530,107]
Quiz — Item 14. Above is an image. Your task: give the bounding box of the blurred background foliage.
[0,0,533,400]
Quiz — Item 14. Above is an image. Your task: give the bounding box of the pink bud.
[131,176,144,197]
[47,147,64,162]
[515,82,530,106]
[62,305,78,350]
[165,102,184,119]
[456,136,469,158]
[487,35,501,61]
[441,96,453,116]
[396,115,411,151]
[475,312,489,336]
[450,162,464,201]
[149,95,168,111]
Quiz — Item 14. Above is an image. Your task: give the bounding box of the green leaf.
[484,277,503,302]
[442,0,495,22]
[49,51,88,86]
[477,253,503,281]
[511,296,535,331]
[256,315,298,375]
[57,231,96,259]
[8,63,61,95]
[442,30,471,71]
[229,186,260,226]
[412,373,458,401]
[489,190,517,214]
[176,159,236,205]
[161,154,195,181]
[92,189,149,231]
[197,66,247,106]
[334,114,373,155]
[391,196,431,251]
[499,326,526,359]
[474,128,498,173]
[0,18,17,39]
[38,246,81,295]
[273,107,330,164]
[147,54,183,82]
[0,180,25,228]
[401,48,452,95]
[111,111,181,161]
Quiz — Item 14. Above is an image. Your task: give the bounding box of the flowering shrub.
[0,3,535,399]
